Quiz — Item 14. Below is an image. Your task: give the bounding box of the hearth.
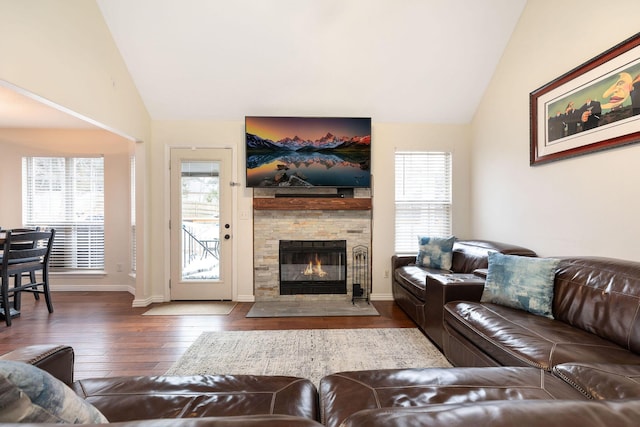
[279,240,347,295]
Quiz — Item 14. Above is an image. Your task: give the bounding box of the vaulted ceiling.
[96,0,526,124]
[2,0,527,127]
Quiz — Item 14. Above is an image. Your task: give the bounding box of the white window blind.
[395,151,452,254]
[22,156,105,270]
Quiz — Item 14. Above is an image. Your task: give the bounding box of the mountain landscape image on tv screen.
[245,116,371,188]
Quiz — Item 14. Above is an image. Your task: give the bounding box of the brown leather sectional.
[1,344,323,426]
[319,366,587,427]
[375,242,640,427]
[392,239,537,347]
[338,399,640,427]
[4,247,640,426]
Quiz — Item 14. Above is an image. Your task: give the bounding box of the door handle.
[224,234,231,240]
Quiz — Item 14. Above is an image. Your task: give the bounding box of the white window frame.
[22,156,105,270]
[394,151,452,254]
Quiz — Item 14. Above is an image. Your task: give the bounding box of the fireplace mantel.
[253,197,372,211]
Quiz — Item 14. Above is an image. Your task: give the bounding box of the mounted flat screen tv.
[245,116,371,188]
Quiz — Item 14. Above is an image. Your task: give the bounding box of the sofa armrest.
[392,255,415,270]
[0,344,74,386]
[473,268,488,279]
[424,274,485,349]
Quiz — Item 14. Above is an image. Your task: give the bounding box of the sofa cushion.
[71,374,319,422]
[393,265,430,301]
[0,360,108,424]
[416,236,455,270]
[450,240,536,273]
[339,400,640,427]
[553,362,640,400]
[319,366,585,427]
[481,253,559,319]
[553,257,640,353]
[444,301,640,370]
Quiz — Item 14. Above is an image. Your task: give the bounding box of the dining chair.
[8,227,41,292]
[0,229,55,326]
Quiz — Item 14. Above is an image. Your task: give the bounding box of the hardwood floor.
[0,291,415,380]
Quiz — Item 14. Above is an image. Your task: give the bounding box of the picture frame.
[530,32,640,166]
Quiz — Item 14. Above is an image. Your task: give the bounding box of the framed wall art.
[530,32,640,165]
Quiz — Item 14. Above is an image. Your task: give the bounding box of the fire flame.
[303,254,328,277]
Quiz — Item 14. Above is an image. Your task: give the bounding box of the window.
[22,156,105,270]
[394,151,452,254]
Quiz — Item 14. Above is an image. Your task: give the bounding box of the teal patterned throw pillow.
[416,236,455,270]
[481,252,560,319]
[0,360,108,424]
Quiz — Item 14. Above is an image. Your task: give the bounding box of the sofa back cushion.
[451,240,537,273]
[553,257,640,353]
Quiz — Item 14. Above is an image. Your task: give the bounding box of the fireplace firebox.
[279,240,347,295]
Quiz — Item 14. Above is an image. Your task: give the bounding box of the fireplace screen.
[279,240,347,295]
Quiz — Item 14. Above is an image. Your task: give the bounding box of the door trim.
[163,145,237,302]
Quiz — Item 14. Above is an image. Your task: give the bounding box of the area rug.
[165,328,451,386]
[246,300,379,317]
[142,302,236,316]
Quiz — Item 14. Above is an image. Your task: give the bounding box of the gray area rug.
[165,328,451,386]
[246,300,379,317]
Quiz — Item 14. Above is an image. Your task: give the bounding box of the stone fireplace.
[252,191,372,301]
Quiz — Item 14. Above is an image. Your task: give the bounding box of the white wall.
[0,129,135,289]
[372,122,472,298]
[0,0,149,140]
[0,0,151,299]
[471,0,640,260]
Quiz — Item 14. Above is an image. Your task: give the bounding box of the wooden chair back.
[1,230,54,271]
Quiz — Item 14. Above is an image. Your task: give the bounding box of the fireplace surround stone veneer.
[253,207,372,301]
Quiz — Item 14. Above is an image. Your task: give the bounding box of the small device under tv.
[245,116,371,188]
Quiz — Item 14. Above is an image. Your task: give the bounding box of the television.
[245,116,371,188]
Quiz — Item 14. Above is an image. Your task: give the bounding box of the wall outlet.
[384,269,390,278]
[116,263,123,272]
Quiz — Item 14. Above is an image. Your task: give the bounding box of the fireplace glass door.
[279,240,347,295]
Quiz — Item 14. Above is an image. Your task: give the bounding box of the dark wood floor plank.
[0,291,415,380]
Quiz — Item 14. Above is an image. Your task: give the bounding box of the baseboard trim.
[51,284,134,293]
[236,294,256,303]
[370,293,394,301]
[132,295,166,307]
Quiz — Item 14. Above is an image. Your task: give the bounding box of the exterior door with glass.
[169,148,233,300]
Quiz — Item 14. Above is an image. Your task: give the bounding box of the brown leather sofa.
[319,366,587,427]
[317,254,640,426]
[338,399,640,427]
[443,256,640,369]
[0,344,322,426]
[392,239,536,348]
